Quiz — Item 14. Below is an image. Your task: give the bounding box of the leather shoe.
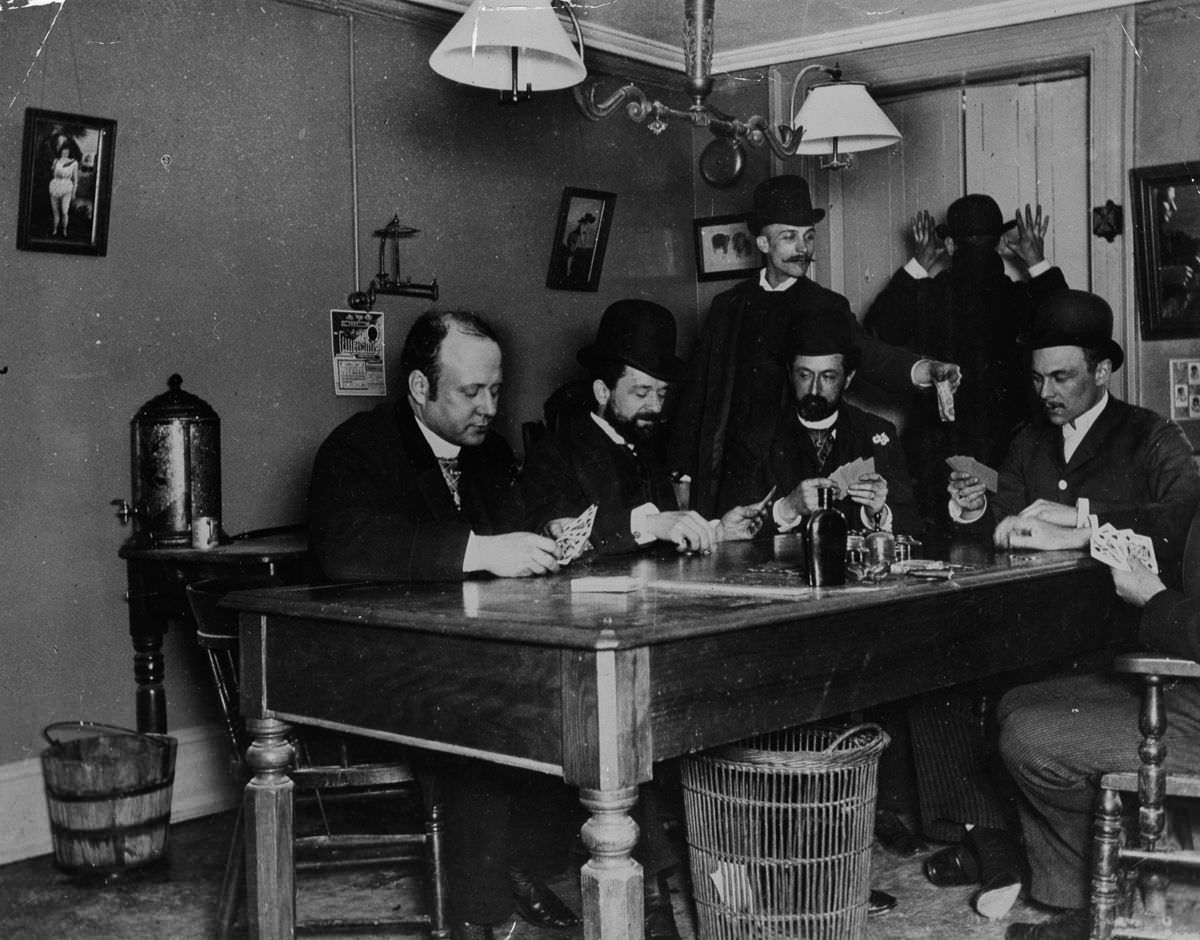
[508,869,580,928]
[644,874,681,940]
[923,844,980,887]
[874,809,928,857]
[452,921,495,940]
[1005,908,1088,940]
[867,889,898,917]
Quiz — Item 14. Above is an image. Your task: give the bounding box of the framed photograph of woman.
[17,108,117,256]
[546,188,616,292]
[1130,161,1200,338]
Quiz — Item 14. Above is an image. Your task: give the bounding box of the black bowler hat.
[781,307,861,371]
[577,299,686,383]
[1028,289,1124,371]
[935,193,1017,240]
[749,175,825,234]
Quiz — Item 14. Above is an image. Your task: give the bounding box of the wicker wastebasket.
[681,724,889,940]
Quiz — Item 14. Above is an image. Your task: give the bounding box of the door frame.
[770,8,1136,400]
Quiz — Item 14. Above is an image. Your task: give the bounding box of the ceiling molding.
[712,0,1152,72]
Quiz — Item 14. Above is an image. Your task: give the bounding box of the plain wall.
[0,0,704,765]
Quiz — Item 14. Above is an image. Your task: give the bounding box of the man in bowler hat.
[522,298,764,556]
[668,174,962,519]
[931,290,1200,936]
[866,195,1069,528]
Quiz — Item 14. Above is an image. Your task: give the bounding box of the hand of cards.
[556,504,597,565]
[946,455,999,492]
[828,457,875,496]
[1089,522,1159,573]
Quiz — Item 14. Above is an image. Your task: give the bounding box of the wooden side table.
[118,530,309,734]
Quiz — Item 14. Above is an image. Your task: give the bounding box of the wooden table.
[225,535,1117,940]
[118,530,309,733]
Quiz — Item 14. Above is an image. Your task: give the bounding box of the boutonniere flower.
[872,432,890,447]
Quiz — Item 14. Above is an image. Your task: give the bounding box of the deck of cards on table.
[1089,522,1159,573]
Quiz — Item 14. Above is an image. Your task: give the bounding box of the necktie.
[437,457,461,509]
[808,429,834,470]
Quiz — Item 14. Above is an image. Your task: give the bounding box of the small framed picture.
[694,214,759,281]
[1130,162,1200,338]
[17,107,117,256]
[546,188,616,292]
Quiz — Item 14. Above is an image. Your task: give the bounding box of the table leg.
[578,786,642,940]
[125,565,168,733]
[243,716,296,940]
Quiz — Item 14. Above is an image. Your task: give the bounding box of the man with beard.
[668,175,961,520]
[718,306,922,539]
[865,195,1068,529]
[522,298,764,556]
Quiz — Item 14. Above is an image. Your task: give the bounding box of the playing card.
[749,485,778,516]
[1089,528,1129,571]
[556,504,597,565]
[1123,532,1159,574]
[972,460,999,493]
[946,455,974,474]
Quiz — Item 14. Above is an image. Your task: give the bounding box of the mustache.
[797,393,836,421]
[786,254,813,263]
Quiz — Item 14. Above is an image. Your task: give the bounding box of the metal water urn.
[123,374,221,547]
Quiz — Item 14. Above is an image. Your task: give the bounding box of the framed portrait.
[17,107,117,256]
[694,214,759,281]
[1130,162,1200,338]
[546,188,616,292]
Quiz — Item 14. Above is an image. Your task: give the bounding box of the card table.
[224,534,1117,940]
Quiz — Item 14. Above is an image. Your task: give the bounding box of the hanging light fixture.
[429,0,587,102]
[572,0,900,168]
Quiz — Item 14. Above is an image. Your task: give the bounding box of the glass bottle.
[804,485,847,586]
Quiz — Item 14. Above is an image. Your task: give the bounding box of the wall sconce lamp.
[347,215,439,311]
[788,65,902,169]
[428,0,586,103]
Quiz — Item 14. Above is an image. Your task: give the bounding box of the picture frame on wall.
[1130,161,1200,338]
[546,187,616,292]
[17,107,117,256]
[693,214,759,281]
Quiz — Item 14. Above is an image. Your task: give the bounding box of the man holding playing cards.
[521,298,763,559]
[934,289,1200,938]
[716,305,923,538]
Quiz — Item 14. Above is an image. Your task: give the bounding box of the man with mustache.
[309,309,577,940]
[522,298,763,557]
[719,305,922,539]
[668,174,961,520]
[934,289,1200,935]
[865,195,1069,529]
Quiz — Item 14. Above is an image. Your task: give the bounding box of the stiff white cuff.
[904,257,930,279]
[774,498,803,532]
[1028,259,1051,278]
[462,532,483,572]
[911,358,933,388]
[630,502,660,545]
[948,497,988,525]
[1075,498,1091,528]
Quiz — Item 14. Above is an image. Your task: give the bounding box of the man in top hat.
[719,303,923,539]
[668,174,961,519]
[926,289,1200,936]
[865,196,1069,528]
[522,298,764,556]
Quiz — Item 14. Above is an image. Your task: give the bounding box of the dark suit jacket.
[864,256,1068,526]
[1141,506,1200,661]
[520,411,678,555]
[307,401,523,581]
[985,396,1200,577]
[667,274,919,517]
[720,402,923,535]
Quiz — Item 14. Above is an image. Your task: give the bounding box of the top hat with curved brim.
[577,299,686,383]
[934,193,1017,241]
[1028,289,1124,371]
[749,175,825,234]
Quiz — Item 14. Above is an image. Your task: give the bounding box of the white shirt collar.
[590,411,630,448]
[413,410,461,460]
[1062,391,1108,460]
[759,269,798,293]
[798,409,839,431]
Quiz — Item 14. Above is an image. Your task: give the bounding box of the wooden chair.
[187,577,450,940]
[1090,652,1200,940]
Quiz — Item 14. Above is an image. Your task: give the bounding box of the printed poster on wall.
[330,309,386,396]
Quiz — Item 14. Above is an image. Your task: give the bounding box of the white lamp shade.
[430,0,587,92]
[791,81,901,155]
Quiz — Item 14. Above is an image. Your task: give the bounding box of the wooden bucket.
[40,722,177,874]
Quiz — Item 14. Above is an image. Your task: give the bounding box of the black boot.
[644,872,681,940]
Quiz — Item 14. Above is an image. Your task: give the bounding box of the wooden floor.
[8,806,1199,940]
